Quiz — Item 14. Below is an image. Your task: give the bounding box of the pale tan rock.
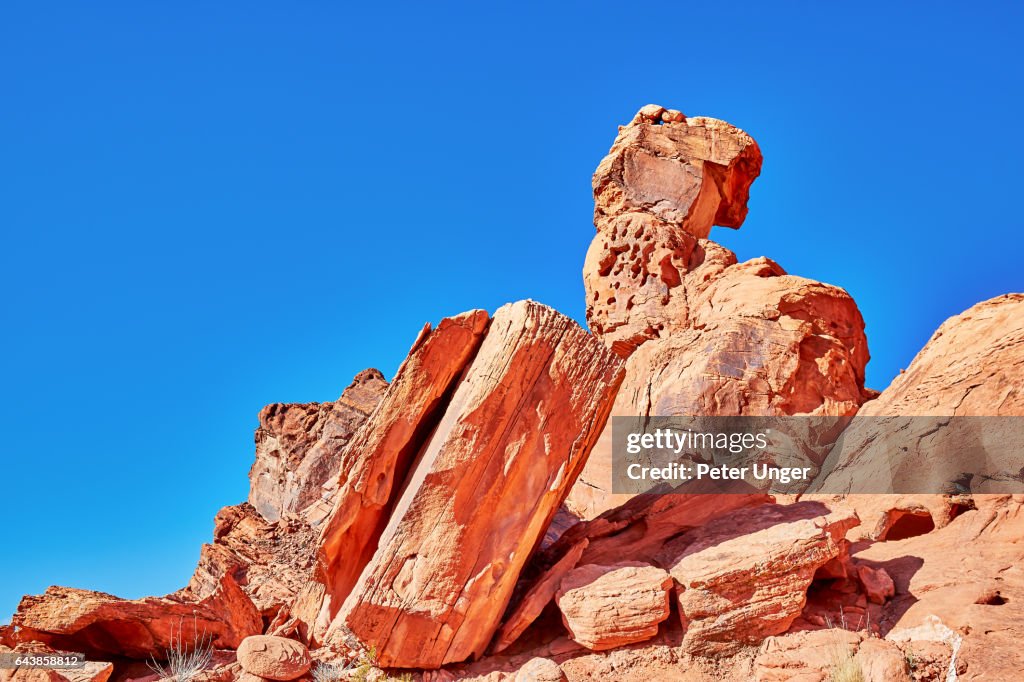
[334,301,624,668]
[299,310,490,644]
[555,562,673,651]
[815,294,1024,496]
[10,573,260,659]
[855,638,911,682]
[237,635,310,681]
[754,629,909,682]
[249,369,388,524]
[513,657,566,682]
[663,502,859,655]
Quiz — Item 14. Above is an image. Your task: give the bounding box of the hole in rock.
[976,591,1008,606]
[881,511,935,541]
[949,498,977,520]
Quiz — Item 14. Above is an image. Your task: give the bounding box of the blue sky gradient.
[1,2,1021,620]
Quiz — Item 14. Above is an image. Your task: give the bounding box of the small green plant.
[147,618,214,682]
[350,646,378,682]
[904,647,917,672]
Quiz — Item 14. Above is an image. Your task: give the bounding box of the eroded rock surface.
[249,369,388,523]
[335,301,625,668]
[10,573,260,659]
[555,562,673,651]
[570,106,871,519]
[300,310,490,643]
[661,502,859,655]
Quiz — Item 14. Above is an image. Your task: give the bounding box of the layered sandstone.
[334,301,624,668]
[660,502,859,655]
[301,310,490,643]
[249,369,388,523]
[554,562,673,651]
[10,573,260,659]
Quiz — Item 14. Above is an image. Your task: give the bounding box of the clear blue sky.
[1,2,1021,621]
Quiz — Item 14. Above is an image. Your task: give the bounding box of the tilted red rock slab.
[293,309,490,644]
[10,573,260,659]
[332,300,625,668]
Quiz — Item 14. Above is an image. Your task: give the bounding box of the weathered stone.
[249,369,388,523]
[237,635,310,681]
[187,503,315,621]
[299,310,490,644]
[513,657,566,682]
[593,111,762,238]
[555,562,672,651]
[10,574,260,659]
[334,301,624,668]
[855,564,894,604]
[571,107,869,518]
[491,539,589,654]
[815,294,1024,496]
[663,502,859,655]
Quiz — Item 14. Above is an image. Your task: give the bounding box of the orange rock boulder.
[660,502,859,655]
[236,635,310,681]
[554,562,673,651]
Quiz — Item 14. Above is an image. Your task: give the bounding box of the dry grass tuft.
[147,618,214,682]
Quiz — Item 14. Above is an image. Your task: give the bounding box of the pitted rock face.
[572,107,871,518]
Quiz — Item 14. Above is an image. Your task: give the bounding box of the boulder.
[555,562,673,651]
[249,368,388,523]
[855,565,894,604]
[661,502,859,655]
[754,629,910,682]
[513,657,566,682]
[236,635,310,681]
[334,301,624,668]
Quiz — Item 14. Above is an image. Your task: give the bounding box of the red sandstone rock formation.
[5,104,1023,682]
[333,301,624,668]
[569,106,871,520]
[9,573,260,659]
[298,310,490,644]
[660,502,859,655]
